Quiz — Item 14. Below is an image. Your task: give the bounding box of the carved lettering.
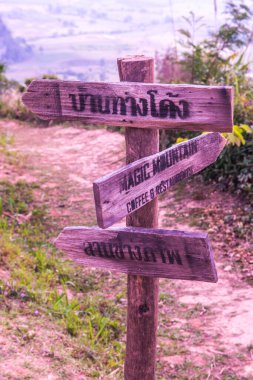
[152,141,197,176]
[169,167,193,186]
[112,97,127,115]
[69,90,190,120]
[143,247,156,262]
[83,241,183,265]
[120,163,150,193]
[126,191,150,214]
[97,95,110,114]
[166,249,183,265]
[119,140,198,196]
[69,93,97,113]
[83,242,95,256]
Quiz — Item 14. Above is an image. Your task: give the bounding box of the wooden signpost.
[118,57,160,380]
[55,226,217,282]
[22,80,233,131]
[93,132,226,228]
[22,55,233,380]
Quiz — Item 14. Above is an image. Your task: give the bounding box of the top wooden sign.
[22,80,233,132]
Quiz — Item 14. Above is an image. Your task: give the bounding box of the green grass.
[0,132,14,147]
[0,179,126,378]
[0,144,252,379]
[0,132,25,166]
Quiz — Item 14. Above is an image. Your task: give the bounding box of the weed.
[49,289,81,336]
[247,344,253,352]
[159,292,175,305]
[222,375,240,380]
[185,303,210,318]
[0,180,34,214]
[85,305,121,348]
[0,176,126,377]
[0,132,14,147]
[173,181,188,201]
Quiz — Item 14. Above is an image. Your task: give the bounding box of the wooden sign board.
[55,226,218,282]
[93,132,226,228]
[22,80,233,132]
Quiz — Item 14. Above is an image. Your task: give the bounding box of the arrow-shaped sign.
[55,226,217,283]
[93,132,226,228]
[22,80,233,132]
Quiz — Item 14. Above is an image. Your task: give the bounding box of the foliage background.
[156,1,253,200]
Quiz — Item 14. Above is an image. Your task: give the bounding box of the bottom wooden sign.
[55,227,218,283]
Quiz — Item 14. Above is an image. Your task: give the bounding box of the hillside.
[0,120,252,379]
[0,16,32,64]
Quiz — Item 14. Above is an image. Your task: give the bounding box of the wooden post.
[118,56,159,380]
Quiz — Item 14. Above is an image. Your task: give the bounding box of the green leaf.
[177,29,191,38]
[240,124,253,134]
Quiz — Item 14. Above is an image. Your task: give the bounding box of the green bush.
[157,1,253,197]
[0,71,58,123]
[202,135,253,199]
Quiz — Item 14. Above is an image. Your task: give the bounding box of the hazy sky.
[0,0,230,29]
[0,0,234,48]
[1,0,252,81]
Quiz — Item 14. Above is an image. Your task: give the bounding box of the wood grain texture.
[118,56,159,380]
[54,226,218,283]
[22,79,233,132]
[93,132,227,228]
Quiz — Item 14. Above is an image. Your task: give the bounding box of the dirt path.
[0,120,252,379]
[0,121,125,230]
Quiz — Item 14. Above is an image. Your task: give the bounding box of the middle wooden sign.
[93,132,226,228]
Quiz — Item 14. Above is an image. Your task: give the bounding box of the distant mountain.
[0,16,32,63]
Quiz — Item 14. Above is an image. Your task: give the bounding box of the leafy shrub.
[202,133,253,199]
[18,74,59,93]
[157,1,253,197]
[0,71,58,122]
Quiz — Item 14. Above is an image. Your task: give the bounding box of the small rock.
[161,355,184,365]
[119,298,127,305]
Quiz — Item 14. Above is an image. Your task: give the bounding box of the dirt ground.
[0,120,252,380]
